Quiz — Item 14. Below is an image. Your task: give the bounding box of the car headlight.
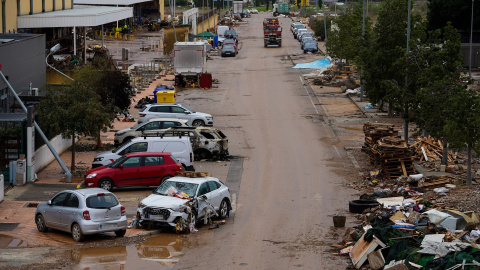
[93,157,104,162]
[86,173,97,179]
[206,116,213,120]
[115,131,126,136]
[171,205,187,212]
[138,202,146,208]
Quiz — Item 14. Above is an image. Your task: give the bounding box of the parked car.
[242,9,251,17]
[35,188,128,242]
[301,36,314,49]
[137,175,232,230]
[114,118,190,146]
[303,41,319,53]
[295,28,308,40]
[292,24,306,36]
[222,44,237,57]
[224,30,237,39]
[144,126,229,160]
[298,32,313,43]
[250,8,258,14]
[138,103,213,126]
[85,152,183,191]
[92,136,195,171]
[223,38,238,48]
[291,22,303,33]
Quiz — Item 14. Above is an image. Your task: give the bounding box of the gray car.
[35,188,128,242]
[138,103,213,126]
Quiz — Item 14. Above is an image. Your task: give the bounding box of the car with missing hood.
[137,175,231,231]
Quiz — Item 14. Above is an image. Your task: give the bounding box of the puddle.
[0,234,27,248]
[69,234,187,270]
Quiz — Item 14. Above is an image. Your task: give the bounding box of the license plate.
[147,214,164,220]
[99,223,115,230]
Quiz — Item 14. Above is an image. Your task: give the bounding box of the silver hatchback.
[35,188,128,242]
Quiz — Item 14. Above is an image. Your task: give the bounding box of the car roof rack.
[142,130,194,139]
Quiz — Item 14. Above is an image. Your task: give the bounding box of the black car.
[224,30,237,39]
[221,44,237,57]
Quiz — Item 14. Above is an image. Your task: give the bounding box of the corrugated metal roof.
[74,0,151,5]
[17,5,133,28]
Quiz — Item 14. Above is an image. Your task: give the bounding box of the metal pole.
[470,0,474,77]
[360,0,365,101]
[202,0,205,40]
[404,0,411,142]
[0,71,72,183]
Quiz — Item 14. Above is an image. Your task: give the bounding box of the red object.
[83,210,91,220]
[200,73,212,88]
[84,152,182,189]
[121,206,126,216]
[0,63,2,70]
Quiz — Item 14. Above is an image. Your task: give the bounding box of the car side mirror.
[200,195,207,200]
[185,111,191,114]
[118,164,124,169]
[47,200,52,205]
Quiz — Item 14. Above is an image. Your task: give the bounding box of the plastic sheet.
[293,58,331,69]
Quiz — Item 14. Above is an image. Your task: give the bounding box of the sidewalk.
[0,75,176,248]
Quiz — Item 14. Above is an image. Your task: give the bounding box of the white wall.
[32,135,73,174]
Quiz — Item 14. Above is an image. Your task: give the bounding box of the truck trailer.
[173,42,207,87]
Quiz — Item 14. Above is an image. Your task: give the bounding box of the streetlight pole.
[360,0,365,101]
[404,0,411,142]
[470,0,474,77]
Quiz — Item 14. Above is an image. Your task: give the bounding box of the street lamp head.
[50,43,61,54]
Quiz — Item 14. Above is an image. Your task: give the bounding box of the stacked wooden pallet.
[362,122,399,149]
[409,136,457,162]
[373,137,415,180]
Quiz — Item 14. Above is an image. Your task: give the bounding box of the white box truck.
[233,1,243,14]
[173,42,207,87]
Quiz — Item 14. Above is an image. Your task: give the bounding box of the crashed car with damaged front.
[137,176,232,232]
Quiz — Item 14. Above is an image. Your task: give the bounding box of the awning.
[17,5,133,28]
[195,31,217,38]
[74,0,152,5]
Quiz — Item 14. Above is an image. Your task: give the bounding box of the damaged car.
[143,126,229,160]
[137,175,231,232]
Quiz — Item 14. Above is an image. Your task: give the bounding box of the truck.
[263,18,282,47]
[233,1,243,14]
[173,42,207,87]
[273,2,288,16]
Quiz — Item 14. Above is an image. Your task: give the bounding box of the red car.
[84,152,183,191]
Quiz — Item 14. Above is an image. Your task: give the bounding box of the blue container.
[153,86,174,103]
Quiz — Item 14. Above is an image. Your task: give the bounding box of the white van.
[92,136,194,171]
[217,25,229,37]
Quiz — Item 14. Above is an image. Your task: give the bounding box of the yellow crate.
[156,90,176,103]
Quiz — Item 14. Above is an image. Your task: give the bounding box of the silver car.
[137,176,231,231]
[35,188,128,242]
[138,103,213,126]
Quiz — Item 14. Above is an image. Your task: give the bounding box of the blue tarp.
[293,58,331,69]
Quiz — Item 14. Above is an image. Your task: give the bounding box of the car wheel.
[115,229,126,237]
[98,178,114,191]
[72,223,85,242]
[194,149,212,160]
[192,120,205,126]
[161,175,172,184]
[218,199,229,219]
[35,214,48,232]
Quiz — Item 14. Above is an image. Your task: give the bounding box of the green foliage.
[0,126,21,140]
[427,0,480,31]
[325,8,366,63]
[312,16,334,41]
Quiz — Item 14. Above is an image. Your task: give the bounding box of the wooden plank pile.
[362,123,415,180]
[409,136,457,162]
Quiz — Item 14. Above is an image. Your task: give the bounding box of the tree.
[444,87,480,185]
[37,73,113,173]
[325,7,365,63]
[427,0,480,31]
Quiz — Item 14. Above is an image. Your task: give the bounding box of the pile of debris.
[361,123,415,180]
[410,136,457,163]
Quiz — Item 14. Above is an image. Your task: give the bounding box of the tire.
[218,199,229,219]
[194,149,212,160]
[192,120,205,126]
[35,214,48,232]
[278,42,282,47]
[98,178,114,191]
[115,229,126,237]
[264,41,267,48]
[348,200,381,214]
[72,223,85,242]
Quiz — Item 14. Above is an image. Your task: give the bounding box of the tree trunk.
[96,131,103,150]
[467,142,472,186]
[71,135,76,174]
[441,137,448,165]
[388,100,394,116]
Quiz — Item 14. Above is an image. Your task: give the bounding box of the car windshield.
[86,193,119,209]
[154,180,199,198]
[108,155,129,167]
[130,122,145,130]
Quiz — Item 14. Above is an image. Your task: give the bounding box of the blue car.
[303,42,318,53]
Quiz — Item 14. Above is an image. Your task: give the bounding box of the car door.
[43,192,70,230]
[170,105,191,122]
[116,156,143,187]
[151,105,172,119]
[195,182,211,218]
[136,121,161,136]
[206,181,223,210]
[59,193,80,231]
[141,155,166,186]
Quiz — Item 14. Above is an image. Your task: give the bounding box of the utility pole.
[404,0,411,142]
[470,0,474,77]
[360,0,365,101]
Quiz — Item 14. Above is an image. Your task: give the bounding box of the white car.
[114,118,190,146]
[138,103,213,126]
[250,8,258,14]
[137,176,231,231]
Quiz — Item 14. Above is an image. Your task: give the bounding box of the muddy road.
[0,13,361,270]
